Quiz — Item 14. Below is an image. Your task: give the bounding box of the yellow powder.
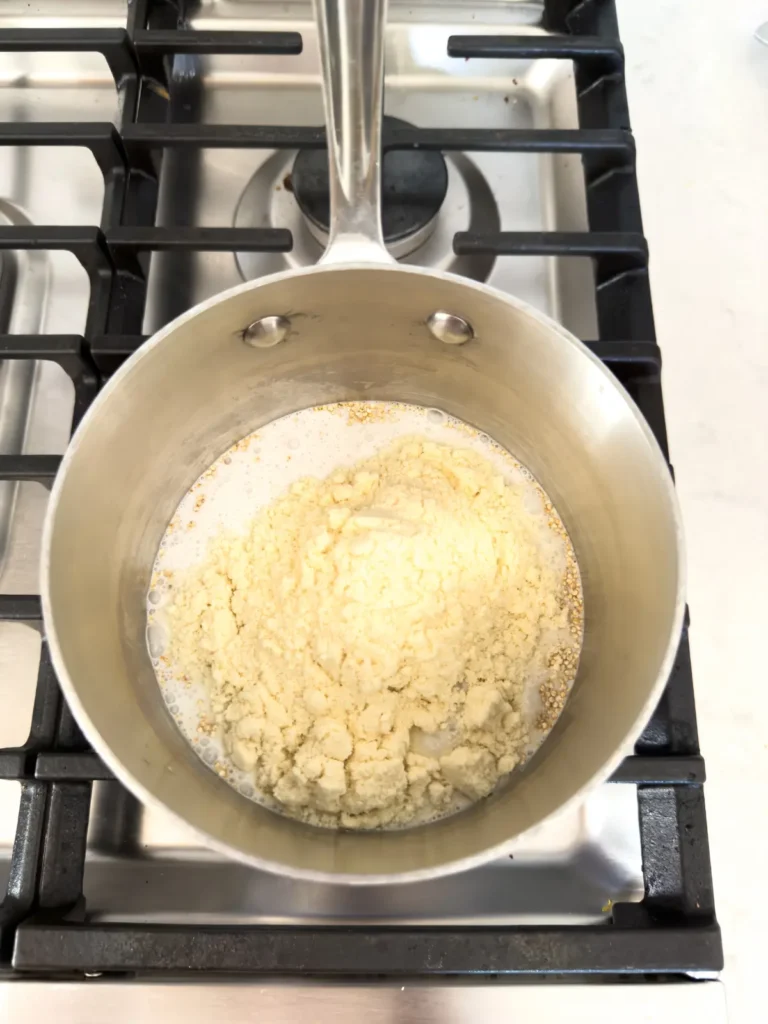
[165,437,578,829]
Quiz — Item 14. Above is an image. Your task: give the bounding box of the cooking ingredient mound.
[166,437,580,829]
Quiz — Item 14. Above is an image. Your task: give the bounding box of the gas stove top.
[0,0,722,980]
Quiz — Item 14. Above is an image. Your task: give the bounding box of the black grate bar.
[543,0,621,35]
[123,123,324,150]
[0,595,42,622]
[35,754,113,783]
[455,230,646,262]
[585,341,660,371]
[90,232,650,266]
[0,333,99,375]
[32,703,93,918]
[90,334,147,352]
[26,751,702,786]
[0,334,92,368]
[638,786,716,918]
[0,123,127,179]
[106,226,293,253]
[448,34,623,73]
[610,756,705,786]
[455,231,648,286]
[0,455,61,484]
[0,753,29,780]
[37,784,91,913]
[11,919,724,974]
[382,127,631,156]
[0,783,48,959]
[24,644,62,753]
[132,29,302,56]
[120,122,632,156]
[0,335,101,427]
[89,334,146,376]
[0,226,112,280]
[0,27,137,83]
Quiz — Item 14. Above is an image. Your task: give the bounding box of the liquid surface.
[148,402,583,827]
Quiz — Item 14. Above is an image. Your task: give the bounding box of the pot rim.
[40,260,686,884]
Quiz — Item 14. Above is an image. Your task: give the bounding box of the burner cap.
[292,116,448,245]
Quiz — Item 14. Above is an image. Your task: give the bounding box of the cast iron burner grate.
[0,0,722,979]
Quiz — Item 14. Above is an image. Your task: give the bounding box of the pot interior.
[44,265,683,881]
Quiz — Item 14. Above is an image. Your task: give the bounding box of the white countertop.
[618,0,768,1020]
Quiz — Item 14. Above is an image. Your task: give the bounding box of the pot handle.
[314,0,394,266]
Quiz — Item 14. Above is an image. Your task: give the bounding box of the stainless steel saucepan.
[41,0,684,883]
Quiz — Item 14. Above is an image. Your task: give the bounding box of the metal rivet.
[426,310,474,345]
[243,315,290,348]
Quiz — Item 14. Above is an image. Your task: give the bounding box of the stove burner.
[292,116,448,257]
[234,145,499,284]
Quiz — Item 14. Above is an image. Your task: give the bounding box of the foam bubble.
[147,622,167,659]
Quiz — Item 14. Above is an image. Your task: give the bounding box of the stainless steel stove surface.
[0,0,720,981]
